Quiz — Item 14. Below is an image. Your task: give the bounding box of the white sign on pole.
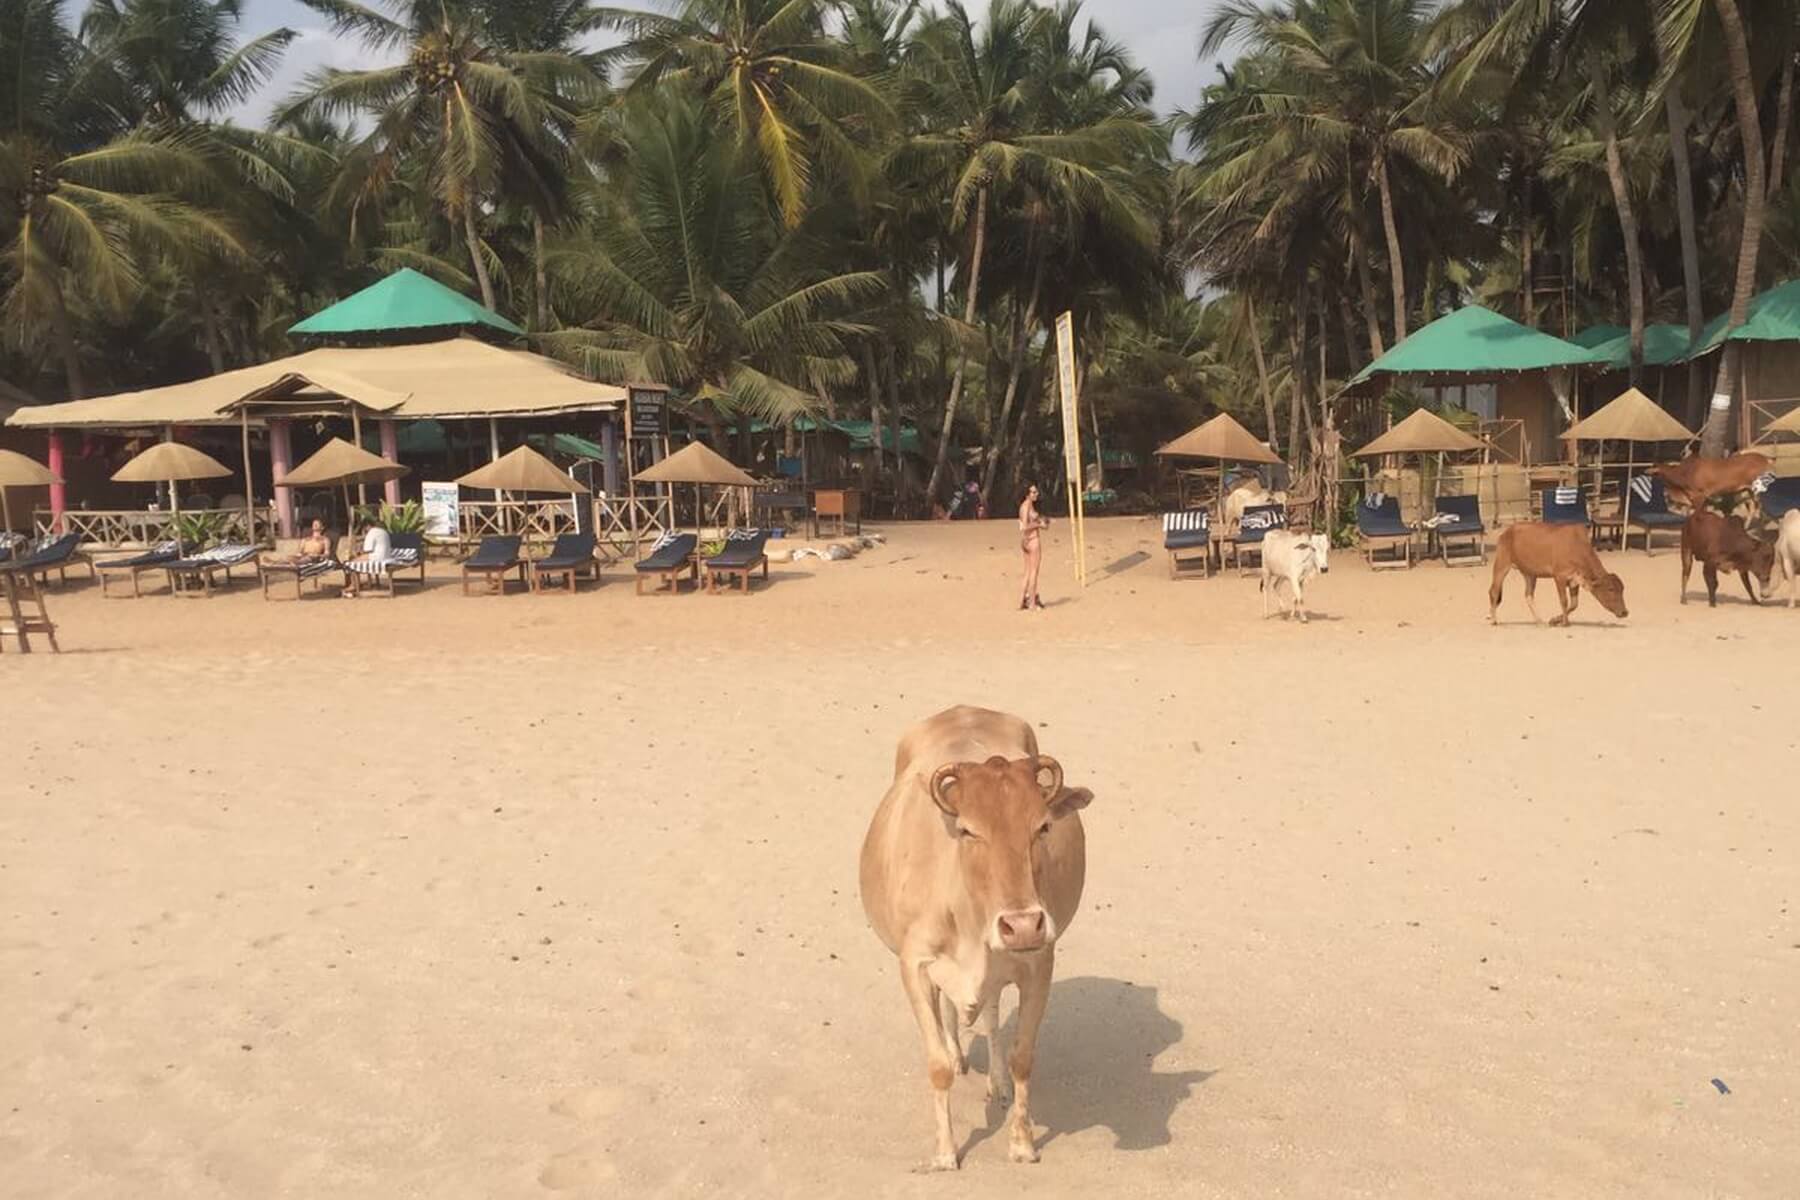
[1055,310,1080,481]
[421,481,459,538]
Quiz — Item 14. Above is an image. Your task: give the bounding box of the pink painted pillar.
[379,418,401,506]
[269,417,295,538]
[46,430,66,533]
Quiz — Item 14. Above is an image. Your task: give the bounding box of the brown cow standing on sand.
[860,706,1093,1170]
[1679,510,1776,607]
[1647,452,1773,510]
[1488,522,1629,626]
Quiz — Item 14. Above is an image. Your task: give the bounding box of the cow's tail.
[1487,530,1513,621]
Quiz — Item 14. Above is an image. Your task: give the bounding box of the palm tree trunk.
[1666,91,1708,429]
[980,259,1044,507]
[924,186,988,506]
[46,270,85,400]
[1350,223,1385,358]
[1770,51,1794,199]
[1005,346,1049,500]
[1286,283,1308,460]
[887,341,906,504]
[1374,151,1408,343]
[1520,207,1535,325]
[1703,0,1768,457]
[1245,293,1280,451]
[863,341,886,485]
[199,296,227,374]
[1591,66,1647,387]
[533,212,551,331]
[463,203,497,311]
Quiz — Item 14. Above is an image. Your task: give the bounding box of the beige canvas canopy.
[1352,408,1487,457]
[280,437,410,488]
[1763,404,1800,437]
[112,442,232,483]
[0,449,60,533]
[1155,413,1283,464]
[457,445,590,494]
[1561,388,1696,442]
[7,337,634,429]
[634,442,757,487]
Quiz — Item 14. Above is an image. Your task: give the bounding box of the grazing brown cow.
[1488,522,1628,626]
[1647,452,1773,510]
[1679,510,1776,606]
[860,706,1093,1170]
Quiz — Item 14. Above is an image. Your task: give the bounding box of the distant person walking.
[1018,482,1050,610]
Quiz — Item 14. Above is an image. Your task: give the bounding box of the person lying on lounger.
[267,519,334,566]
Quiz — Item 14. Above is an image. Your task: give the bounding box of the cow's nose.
[995,908,1048,951]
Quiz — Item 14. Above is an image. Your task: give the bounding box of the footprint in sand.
[549,1085,628,1122]
[538,1150,617,1190]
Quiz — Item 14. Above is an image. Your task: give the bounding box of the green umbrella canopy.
[1569,324,1627,348]
[1586,324,1692,369]
[289,268,524,339]
[1348,306,1607,388]
[1684,278,1800,359]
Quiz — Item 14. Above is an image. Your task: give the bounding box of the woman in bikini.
[1018,482,1050,610]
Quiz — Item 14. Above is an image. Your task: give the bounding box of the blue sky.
[234,0,1231,125]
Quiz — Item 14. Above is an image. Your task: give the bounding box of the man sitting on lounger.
[269,519,333,567]
[343,523,391,597]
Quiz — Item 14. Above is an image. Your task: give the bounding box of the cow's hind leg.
[1488,540,1513,623]
[1704,564,1721,607]
[1291,574,1306,623]
[1521,576,1545,625]
[973,995,1008,1104]
[900,959,960,1170]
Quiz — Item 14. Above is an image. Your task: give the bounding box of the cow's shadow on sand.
[961,976,1211,1157]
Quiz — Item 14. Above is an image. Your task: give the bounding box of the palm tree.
[77,0,295,124]
[282,0,599,311]
[604,0,894,227]
[542,97,886,438]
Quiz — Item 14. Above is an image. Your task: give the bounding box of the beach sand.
[3,515,1797,1198]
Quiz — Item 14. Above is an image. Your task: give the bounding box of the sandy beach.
[3,515,1797,1198]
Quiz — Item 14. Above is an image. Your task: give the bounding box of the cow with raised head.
[1260,529,1330,622]
[1488,522,1628,626]
[859,706,1093,1170]
[1680,510,1776,606]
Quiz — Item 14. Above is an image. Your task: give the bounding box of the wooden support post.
[270,417,295,538]
[380,418,401,507]
[46,430,66,533]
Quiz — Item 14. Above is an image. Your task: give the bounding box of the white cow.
[1259,529,1330,622]
[1774,510,1800,609]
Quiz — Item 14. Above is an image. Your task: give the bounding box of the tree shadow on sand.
[961,976,1212,1157]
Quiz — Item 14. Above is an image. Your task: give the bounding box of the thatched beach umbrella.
[1765,405,1800,438]
[456,445,589,539]
[1351,407,1490,518]
[112,441,232,526]
[279,437,411,534]
[634,442,757,546]
[1561,388,1697,531]
[1155,413,1284,520]
[0,449,60,536]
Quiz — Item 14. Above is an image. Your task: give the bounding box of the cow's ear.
[1032,756,1063,801]
[1052,785,1094,816]
[929,765,961,817]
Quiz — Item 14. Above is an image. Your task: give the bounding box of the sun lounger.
[99,540,183,597]
[164,544,257,597]
[1542,485,1590,529]
[342,533,425,597]
[635,532,698,596]
[459,535,524,595]
[704,529,770,594]
[1162,509,1212,579]
[1761,475,1800,524]
[531,532,601,594]
[1623,475,1687,554]
[1226,504,1285,575]
[1357,495,1414,569]
[9,532,93,587]
[1431,495,1485,565]
[258,536,341,600]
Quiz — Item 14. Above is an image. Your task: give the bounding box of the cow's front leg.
[938,989,965,1076]
[1292,575,1306,623]
[1006,951,1054,1163]
[1739,570,1760,605]
[1550,578,1573,626]
[900,957,959,1170]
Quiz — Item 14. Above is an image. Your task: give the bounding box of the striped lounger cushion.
[1554,485,1580,506]
[1629,476,1654,504]
[344,547,420,576]
[194,545,257,566]
[1163,510,1209,549]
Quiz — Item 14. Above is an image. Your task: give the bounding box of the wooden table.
[0,566,57,653]
[811,488,862,538]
